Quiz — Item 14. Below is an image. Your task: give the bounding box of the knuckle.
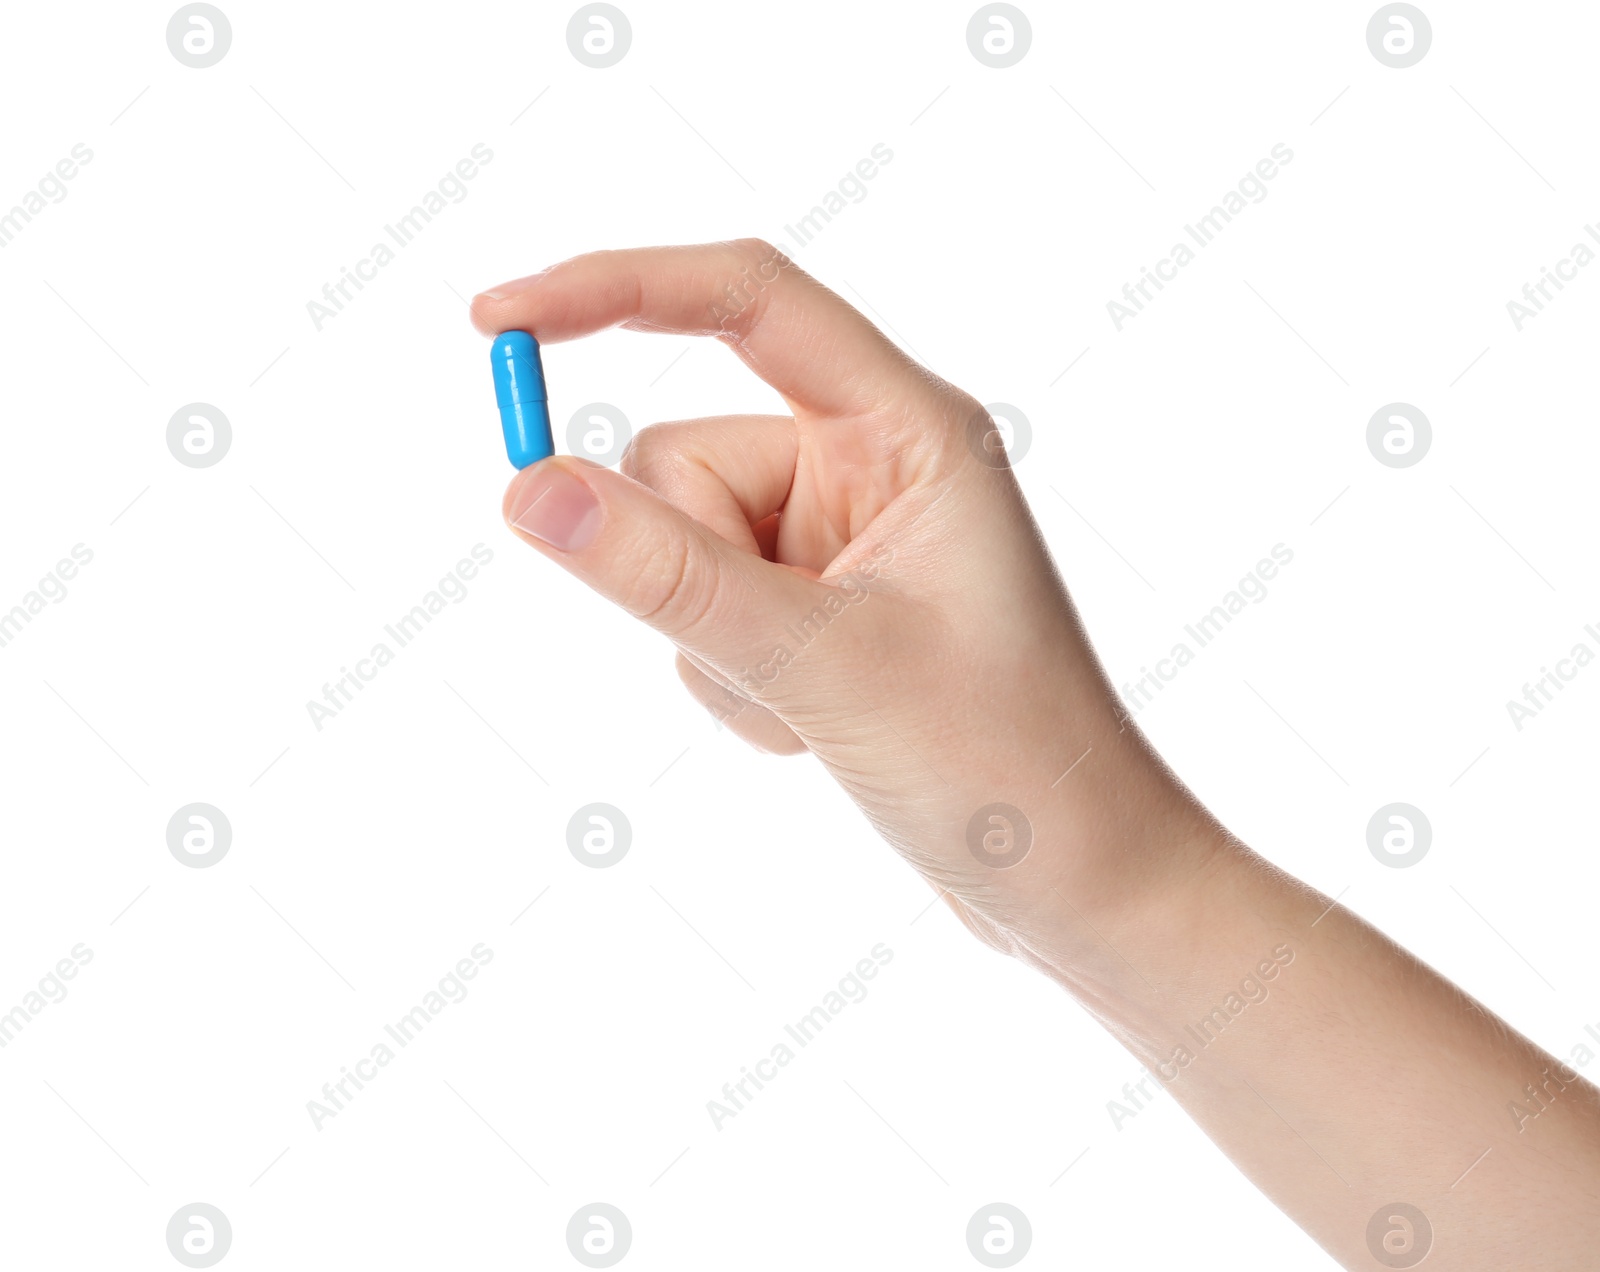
[616,429,652,481]
[731,236,781,266]
[627,528,717,635]
[619,423,692,488]
[712,239,794,341]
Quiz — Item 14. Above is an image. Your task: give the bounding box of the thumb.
[502,456,816,674]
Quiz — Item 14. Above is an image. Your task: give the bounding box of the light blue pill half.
[490,331,554,469]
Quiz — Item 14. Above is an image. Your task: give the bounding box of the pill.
[490,331,553,469]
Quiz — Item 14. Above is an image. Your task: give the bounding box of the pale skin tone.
[471,239,1600,1269]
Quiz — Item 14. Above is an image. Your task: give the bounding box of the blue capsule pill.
[490,331,554,469]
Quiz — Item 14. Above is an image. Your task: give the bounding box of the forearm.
[1025,794,1600,1269]
[864,540,1600,1264]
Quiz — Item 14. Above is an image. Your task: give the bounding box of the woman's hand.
[470,239,1216,966]
[474,239,1600,1269]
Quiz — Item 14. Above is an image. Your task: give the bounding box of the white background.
[1,1,1597,1267]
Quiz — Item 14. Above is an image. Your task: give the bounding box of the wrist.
[980,722,1239,1006]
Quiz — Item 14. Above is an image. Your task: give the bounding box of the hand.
[470,239,1215,963]
[473,241,1600,1270]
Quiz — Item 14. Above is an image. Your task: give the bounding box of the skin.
[470,239,1600,1268]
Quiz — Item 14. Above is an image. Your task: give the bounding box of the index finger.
[469,238,926,417]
